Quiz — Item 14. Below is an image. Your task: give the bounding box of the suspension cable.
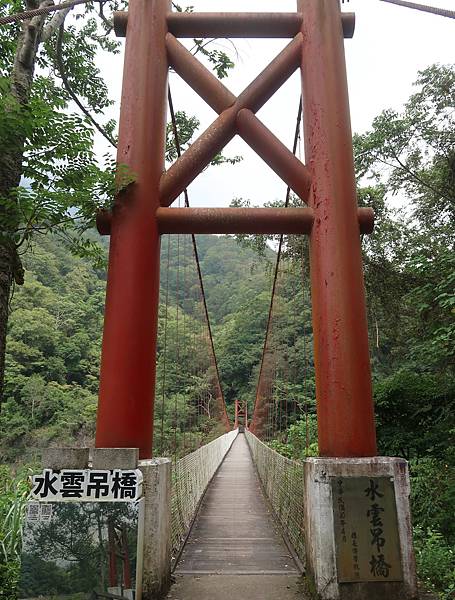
[182,232,189,452]
[2,0,454,27]
[379,0,455,19]
[251,98,302,431]
[159,234,172,455]
[168,86,230,429]
[300,239,310,455]
[0,0,95,26]
[291,253,298,422]
[173,214,181,462]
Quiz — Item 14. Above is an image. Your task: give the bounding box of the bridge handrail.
[170,429,239,561]
[245,429,306,569]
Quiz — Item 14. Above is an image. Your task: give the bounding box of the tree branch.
[42,6,72,42]
[97,0,113,34]
[389,146,450,202]
[55,24,117,148]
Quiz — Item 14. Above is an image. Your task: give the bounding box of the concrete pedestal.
[42,447,89,469]
[91,447,139,469]
[303,457,418,600]
[139,458,172,600]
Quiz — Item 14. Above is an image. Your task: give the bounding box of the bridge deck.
[167,433,304,600]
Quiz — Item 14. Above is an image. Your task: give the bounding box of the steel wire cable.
[274,354,279,438]
[284,329,289,434]
[0,0,93,26]
[174,225,181,463]
[159,235,172,455]
[2,0,453,28]
[294,127,311,454]
[182,233,189,453]
[380,0,455,19]
[168,87,230,431]
[291,255,298,422]
[300,239,310,455]
[252,98,302,436]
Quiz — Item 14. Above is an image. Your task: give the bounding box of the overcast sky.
[101,0,454,208]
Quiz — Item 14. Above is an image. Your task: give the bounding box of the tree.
[352,70,455,598]
[0,0,239,407]
[1,233,273,462]
[0,0,121,407]
[0,234,105,461]
[354,63,455,375]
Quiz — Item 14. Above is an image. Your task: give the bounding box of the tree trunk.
[0,0,50,407]
[0,246,13,407]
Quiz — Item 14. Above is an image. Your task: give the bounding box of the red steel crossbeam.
[113,11,356,39]
[98,206,373,236]
[96,0,377,459]
[157,207,314,235]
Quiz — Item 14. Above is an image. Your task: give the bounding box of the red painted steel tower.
[95,0,377,459]
[298,0,377,456]
[95,0,170,458]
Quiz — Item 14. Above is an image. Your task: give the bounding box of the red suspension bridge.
[89,1,422,598]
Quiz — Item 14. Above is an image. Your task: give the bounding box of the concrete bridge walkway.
[166,433,305,600]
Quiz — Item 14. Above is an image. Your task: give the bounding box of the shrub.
[414,527,455,600]
[0,466,31,600]
[411,458,455,545]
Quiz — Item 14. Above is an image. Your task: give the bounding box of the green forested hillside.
[0,63,454,599]
[0,227,454,597]
[0,233,277,463]
[0,236,106,464]
[1,226,453,598]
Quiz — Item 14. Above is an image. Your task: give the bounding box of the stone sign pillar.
[19,447,172,600]
[303,457,418,600]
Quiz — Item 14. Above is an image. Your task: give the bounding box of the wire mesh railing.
[245,429,306,568]
[170,429,238,562]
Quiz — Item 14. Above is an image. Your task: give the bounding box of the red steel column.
[298,0,377,457]
[95,0,170,458]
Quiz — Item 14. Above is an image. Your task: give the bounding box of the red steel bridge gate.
[95,0,377,460]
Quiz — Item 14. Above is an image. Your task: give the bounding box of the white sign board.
[30,469,143,502]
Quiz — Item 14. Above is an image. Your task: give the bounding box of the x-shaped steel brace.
[160,33,311,207]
